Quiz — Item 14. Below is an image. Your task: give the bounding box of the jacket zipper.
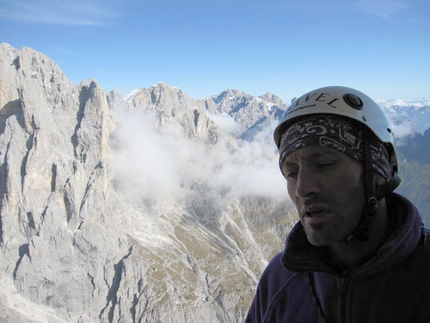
[338,273,349,323]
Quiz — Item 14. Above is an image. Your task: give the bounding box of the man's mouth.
[304,208,325,216]
[303,208,329,224]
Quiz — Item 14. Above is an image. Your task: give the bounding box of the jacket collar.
[281,193,423,277]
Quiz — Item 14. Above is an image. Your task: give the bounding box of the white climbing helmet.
[274,86,398,171]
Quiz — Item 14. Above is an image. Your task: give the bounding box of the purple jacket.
[246,194,430,323]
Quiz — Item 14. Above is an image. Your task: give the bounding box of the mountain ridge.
[0,43,293,323]
[0,43,429,322]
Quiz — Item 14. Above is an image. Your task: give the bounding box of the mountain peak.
[1,43,429,323]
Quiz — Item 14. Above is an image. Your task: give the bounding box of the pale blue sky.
[1,0,429,102]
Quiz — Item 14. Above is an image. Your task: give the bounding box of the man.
[245,86,430,323]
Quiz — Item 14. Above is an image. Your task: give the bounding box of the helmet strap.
[346,127,402,244]
[364,127,379,214]
[345,126,377,243]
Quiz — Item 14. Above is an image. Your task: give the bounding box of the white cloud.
[353,0,407,19]
[111,110,187,201]
[390,121,415,141]
[377,98,430,109]
[378,98,430,140]
[205,112,244,135]
[111,108,287,205]
[0,0,118,25]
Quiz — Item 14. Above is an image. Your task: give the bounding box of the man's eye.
[317,161,335,168]
[285,171,298,180]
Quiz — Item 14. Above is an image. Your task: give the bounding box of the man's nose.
[295,169,320,198]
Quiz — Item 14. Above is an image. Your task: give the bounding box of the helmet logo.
[287,92,339,114]
[343,93,363,110]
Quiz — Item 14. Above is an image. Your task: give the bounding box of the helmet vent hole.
[362,116,367,122]
[387,128,392,133]
[344,93,364,110]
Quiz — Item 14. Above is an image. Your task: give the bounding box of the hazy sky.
[1,0,429,102]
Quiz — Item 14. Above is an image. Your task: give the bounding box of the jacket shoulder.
[246,252,306,323]
[423,228,430,246]
[406,227,430,277]
[255,252,302,305]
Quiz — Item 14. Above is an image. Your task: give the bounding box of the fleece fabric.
[246,194,430,323]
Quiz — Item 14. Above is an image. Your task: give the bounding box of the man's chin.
[305,232,330,247]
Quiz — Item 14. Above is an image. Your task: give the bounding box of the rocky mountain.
[1,43,429,323]
[395,127,430,165]
[377,98,430,138]
[375,99,430,224]
[394,126,430,225]
[0,43,294,323]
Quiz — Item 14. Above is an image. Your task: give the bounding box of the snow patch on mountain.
[123,88,140,102]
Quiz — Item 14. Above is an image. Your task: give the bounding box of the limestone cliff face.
[0,43,295,323]
[125,83,225,144]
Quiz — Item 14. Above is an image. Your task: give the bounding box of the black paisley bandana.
[278,114,391,180]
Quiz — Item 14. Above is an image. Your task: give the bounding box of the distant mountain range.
[377,99,430,220]
[396,127,430,164]
[377,98,430,136]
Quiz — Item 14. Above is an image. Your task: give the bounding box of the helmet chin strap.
[344,126,398,244]
[345,171,401,244]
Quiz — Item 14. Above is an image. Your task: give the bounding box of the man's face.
[282,145,365,247]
